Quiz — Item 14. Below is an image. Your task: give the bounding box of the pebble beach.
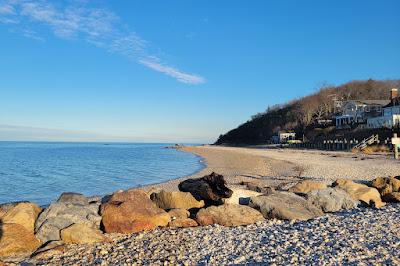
[16,145,400,265]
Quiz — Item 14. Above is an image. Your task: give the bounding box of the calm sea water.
[0,142,204,205]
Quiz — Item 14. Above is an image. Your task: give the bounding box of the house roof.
[354,100,391,106]
[384,97,400,107]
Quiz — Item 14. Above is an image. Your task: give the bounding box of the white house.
[367,89,400,129]
[271,132,296,144]
[335,100,389,129]
[367,89,400,128]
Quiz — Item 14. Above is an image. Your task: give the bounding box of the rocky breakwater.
[0,172,399,263]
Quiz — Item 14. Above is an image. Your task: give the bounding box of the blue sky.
[0,0,399,143]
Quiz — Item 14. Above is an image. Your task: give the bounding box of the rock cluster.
[0,172,397,262]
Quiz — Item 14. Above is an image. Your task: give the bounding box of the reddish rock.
[101,189,171,234]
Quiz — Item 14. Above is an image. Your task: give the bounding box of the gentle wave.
[0,142,204,205]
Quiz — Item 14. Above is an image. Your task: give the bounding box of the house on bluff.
[367,88,400,129]
[335,99,390,129]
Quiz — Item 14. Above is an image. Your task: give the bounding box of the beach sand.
[22,146,400,265]
[144,145,400,193]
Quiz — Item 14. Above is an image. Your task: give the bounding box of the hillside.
[215,79,400,145]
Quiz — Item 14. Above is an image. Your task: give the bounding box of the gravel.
[28,204,400,265]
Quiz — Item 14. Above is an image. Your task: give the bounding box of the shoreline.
[2,145,400,265]
[3,145,398,208]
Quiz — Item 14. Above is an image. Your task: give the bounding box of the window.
[365,106,370,112]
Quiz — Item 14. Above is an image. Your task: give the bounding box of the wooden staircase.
[353,134,379,151]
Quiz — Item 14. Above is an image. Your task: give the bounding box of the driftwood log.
[178,172,233,206]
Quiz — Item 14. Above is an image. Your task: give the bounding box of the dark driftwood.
[178,172,233,206]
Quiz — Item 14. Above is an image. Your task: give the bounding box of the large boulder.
[333,179,385,208]
[150,190,204,210]
[57,192,89,206]
[250,192,323,220]
[60,223,109,244]
[0,223,41,258]
[1,202,41,233]
[101,189,170,234]
[306,188,358,213]
[289,180,328,194]
[222,187,262,205]
[196,204,264,226]
[178,172,233,205]
[35,198,101,243]
[371,176,400,201]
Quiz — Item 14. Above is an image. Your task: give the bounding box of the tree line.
[215,79,400,145]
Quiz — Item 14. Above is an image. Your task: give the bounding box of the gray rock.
[35,217,74,243]
[35,202,101,243]
[249,191,324,220]
[57,192,89,205]
[306,188,358,213]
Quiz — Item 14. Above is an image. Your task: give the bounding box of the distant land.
[215,79,400,145]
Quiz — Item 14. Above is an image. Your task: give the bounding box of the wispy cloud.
[140,58,205,85]
[0,0,205,84]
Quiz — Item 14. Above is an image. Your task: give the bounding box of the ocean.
[0,142,204,206]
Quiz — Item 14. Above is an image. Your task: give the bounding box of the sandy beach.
[145,145,400,193]
[18,145,400,265]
